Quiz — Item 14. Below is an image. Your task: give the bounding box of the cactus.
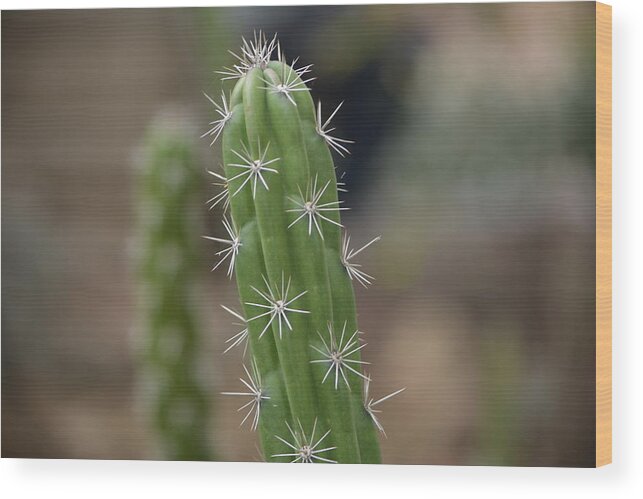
[137,115,211,461]
[205,33,403,463]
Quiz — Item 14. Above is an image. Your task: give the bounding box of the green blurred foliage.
[137,117,212,461]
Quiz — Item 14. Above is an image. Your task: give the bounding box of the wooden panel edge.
[595,1,612,468]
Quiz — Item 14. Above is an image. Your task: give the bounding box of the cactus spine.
[206,33,402,463]
[138,119,211,461]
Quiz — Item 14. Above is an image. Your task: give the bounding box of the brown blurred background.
[2,3,596,466]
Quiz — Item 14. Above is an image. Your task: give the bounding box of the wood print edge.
[595,0,612,468]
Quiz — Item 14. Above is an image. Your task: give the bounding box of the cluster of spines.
[203,32,403,463]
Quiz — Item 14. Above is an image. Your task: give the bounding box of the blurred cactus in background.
[136,112,212,461]
[204,33,403,464]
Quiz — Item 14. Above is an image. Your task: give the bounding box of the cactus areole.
[204,33,404,464]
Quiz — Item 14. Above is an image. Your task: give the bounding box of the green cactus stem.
[137,115,211,461]
[206,33,403,464]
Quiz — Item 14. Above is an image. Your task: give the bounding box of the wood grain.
[595,1,612,468]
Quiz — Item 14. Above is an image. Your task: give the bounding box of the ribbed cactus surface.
[205,33,403,464]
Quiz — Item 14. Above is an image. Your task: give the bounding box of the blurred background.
[2,2,596,466]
